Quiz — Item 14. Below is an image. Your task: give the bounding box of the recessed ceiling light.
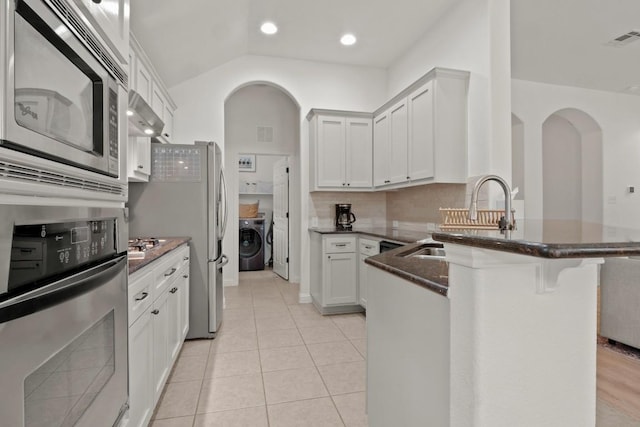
[144,128,154,135]
[126,110,134,116]
[340,33,357,46]
[261,22,278,35]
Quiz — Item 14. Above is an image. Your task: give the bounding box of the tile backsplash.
[309,184,466,229]
[309,192,387,227]
[385,183,467,227]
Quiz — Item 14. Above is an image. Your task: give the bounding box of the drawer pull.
[170,287,178,294]
[151,309,160,315]
[334,243,347,247]
[183,274,189,278]
[164,267,177,277]
[135,292,149,301]
[183,256,189,261]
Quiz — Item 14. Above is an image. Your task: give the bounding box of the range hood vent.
[606,30,640,47]
[128,91,164,137]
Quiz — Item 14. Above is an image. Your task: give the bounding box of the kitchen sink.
[396,243,446,259]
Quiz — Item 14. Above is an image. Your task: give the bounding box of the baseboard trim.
[298,293,312,304]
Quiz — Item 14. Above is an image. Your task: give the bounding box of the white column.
[446,243,602,427]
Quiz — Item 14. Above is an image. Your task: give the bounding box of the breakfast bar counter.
[365,220,640,427]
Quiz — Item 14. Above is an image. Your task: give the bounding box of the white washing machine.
[239,217,265,271]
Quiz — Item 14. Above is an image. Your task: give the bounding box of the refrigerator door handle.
[220,168,228,239]
[217,254,228,268]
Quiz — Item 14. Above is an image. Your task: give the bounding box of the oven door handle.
[0,255,127,324]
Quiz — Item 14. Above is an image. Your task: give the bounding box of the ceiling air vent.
[606,31,640,47]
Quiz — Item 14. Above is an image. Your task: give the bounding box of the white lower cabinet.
[127,244,190,427]
[310,233,363,315]
[358,238,380,308]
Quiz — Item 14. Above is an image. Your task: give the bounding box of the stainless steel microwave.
[0,0,127,182]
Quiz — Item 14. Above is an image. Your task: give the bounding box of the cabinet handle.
[334,243,347,247]
[151,309,160,315]
[135,292,149,301]
[164,267,177,277]
[384,180,390,184]
[164,133,170,137]
[342,183,345,186]
[183,274,189,278]
[170,287,178,294]
[183,256,189,261]
[92,0,102,3]
[138,165,144,169]
[407,176,410,180]
[328,256,331,259]
[347,183,350,186]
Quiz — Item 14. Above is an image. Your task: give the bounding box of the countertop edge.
[128,237,191,274]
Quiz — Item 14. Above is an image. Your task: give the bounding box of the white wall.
[542,115,582,220]
[169,54,387,296]
[387,0,512,181]
[512,79,640,227]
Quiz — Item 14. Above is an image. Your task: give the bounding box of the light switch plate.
[392,220,399,228]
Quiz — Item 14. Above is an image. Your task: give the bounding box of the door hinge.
[286,167,289,173]
[286,212,289,218]
[286,257,289,263]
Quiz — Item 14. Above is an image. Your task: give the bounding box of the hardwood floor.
[597,345,640,421]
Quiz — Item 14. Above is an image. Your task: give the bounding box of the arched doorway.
[223,82,300,286]
[542,108,603,223]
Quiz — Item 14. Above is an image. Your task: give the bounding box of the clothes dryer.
[239,217,265,271]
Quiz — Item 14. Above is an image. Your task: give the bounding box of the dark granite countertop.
[432,220,640,258]
[309,227,431,244]
[365,243,449,296]
[128,237,191,274]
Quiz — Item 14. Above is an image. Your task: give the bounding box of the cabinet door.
[388,99,409,184]
[128,137,151,182]
[324,252,357,305]
[317,116,346,188]
[180,269,190,340]
[408,81,435,181]
[167,283,181,364]
[345,118,373,188]
[162,104,175,143]
[151,291,170,405]
[73,0,129,63]
[151,84,166,123]
[136,60,152,103]
[128,311,154,427]
[358,254,368,308]
[373,113,390,186]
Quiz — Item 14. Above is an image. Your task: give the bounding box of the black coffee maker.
[335,204,356,230]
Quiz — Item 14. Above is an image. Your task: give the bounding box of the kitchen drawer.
[359,238,380,256]
[129,269,154,326]
[154,252,183,297]
[177,245,190,268]
[324,236,356,253]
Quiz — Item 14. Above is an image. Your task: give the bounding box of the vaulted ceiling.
[131,0,640,94]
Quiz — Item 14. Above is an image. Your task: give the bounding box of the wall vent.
[257,126,274,143]
[606,30,640,47]
[0,161,127,196]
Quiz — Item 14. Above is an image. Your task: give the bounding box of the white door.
[273,158,289,280]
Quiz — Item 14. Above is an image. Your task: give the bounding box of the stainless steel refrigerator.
[128,141,228,339]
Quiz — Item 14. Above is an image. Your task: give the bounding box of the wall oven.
[0,206,128,427]
[0,0,127,199]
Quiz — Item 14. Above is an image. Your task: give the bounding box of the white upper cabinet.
[308,111,373,191]
[72,0,130,63]
[373,68,469,189]
[129,34,177,144]
[407,81,435,181]
[345,117,373,188]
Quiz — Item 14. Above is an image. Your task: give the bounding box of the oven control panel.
[8,219,118,290]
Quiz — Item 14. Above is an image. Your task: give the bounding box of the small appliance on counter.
[335,203,356,230]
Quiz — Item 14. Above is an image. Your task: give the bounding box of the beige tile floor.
[149,269,639,427]
[150,270,367,427]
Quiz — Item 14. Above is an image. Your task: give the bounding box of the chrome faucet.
[469,174,514,231]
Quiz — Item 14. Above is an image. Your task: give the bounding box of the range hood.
[127,91,164,137]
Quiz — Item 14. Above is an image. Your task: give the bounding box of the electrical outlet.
[628,186,635,194]
[392,220,399,229]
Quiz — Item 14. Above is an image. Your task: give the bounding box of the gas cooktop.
[127,238,165,259]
